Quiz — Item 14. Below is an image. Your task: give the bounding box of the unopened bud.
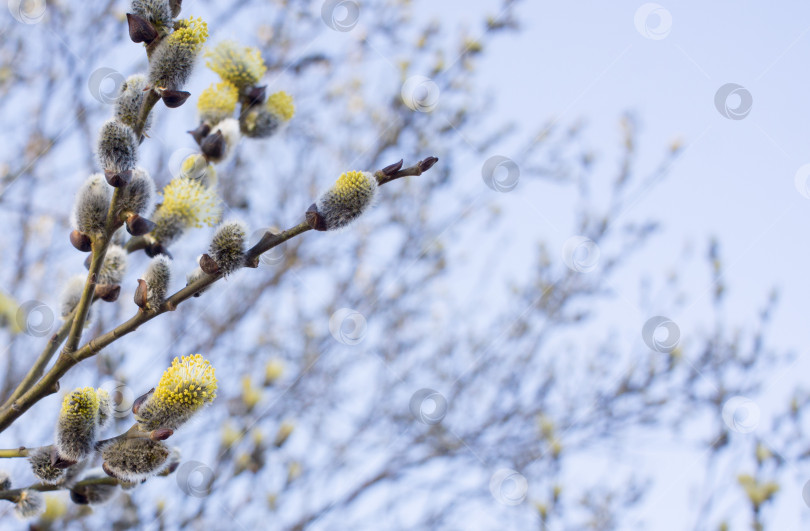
[200,130,225,161]
[126,13,158,44]
[132,388,154,415]
[161,89,191,108]
[134,279,148,309]
[305,204,327,231]
[94,284,121,303]
[116,75,152,135]
[70,230,92,252]
[126,213,156,236]
[198,253,220,275]
[97,244,128,285]
[97,388,112,429]
[245,85,266,107]
[150,428,173,441]
[418,156,439,172]
[188,122,211,145]
[145,241,173,259]
[381,159,403,176]
[104,169,133,188]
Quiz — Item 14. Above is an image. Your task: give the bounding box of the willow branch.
[61,91,160,358]
[0,476,121,502]
[0,422,156,461]
[0,158,436,433]
[0,447,35,458]
[1,308,76,410]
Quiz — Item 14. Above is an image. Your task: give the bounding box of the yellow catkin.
[332,171,373,200]
[266,91,295,121]
[160,178,221,228]
[197,81,239,123]
[171,17,209,51]
[60,387,99,422]
[205,41,267,88]
[153,354,218,410]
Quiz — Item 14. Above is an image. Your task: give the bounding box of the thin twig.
[1,309,76,409]
[0,422,152,457]
[0,476,121,502]
[0,158,435,433]
[0,447,35,458]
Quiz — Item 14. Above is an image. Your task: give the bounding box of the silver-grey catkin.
[28,448,64,485]
[96,388,112,429]
[60,459,87,488]
[71,470,119,505]
[241,107,280,138]
[115,74,152,133]
[149,211,186,247]
[98,245,128,286]
[73,174,111,236]
[143,256,172,309]
[131,0,173,28]
[185,266,211,296]
[101,438,170,482]
[14,490,44,519]
[209,220,246,275]
[158,447,181,475]
[60,275,87,318]
[97,120,138,175]
[149,208,186,245]
[118,167,155,218]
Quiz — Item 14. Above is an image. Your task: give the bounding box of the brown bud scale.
[199,254,220,275]
[134,279,148,308]
[70,230,92,252]
[161,90,191,108]
[127,13,158,44]
[105,169,133,188]
[126,214,156,236]
[306,204,328,231]
[95,284,121,302]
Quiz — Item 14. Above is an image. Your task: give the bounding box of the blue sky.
[428,1,810,527]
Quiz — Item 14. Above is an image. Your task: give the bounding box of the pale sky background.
[450,1,810,529]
